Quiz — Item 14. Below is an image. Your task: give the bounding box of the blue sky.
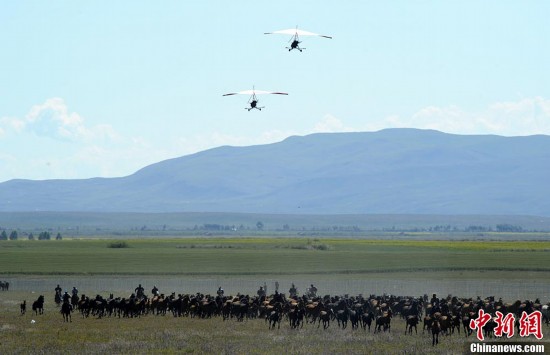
[1,0,549,182]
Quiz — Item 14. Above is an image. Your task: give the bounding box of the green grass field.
[1,292,548,355]
[1,238,549,276]
[2,237,549,299]
[1,237,549,353]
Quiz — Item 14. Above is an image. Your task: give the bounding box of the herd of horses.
[0,280,9,291]
[21,289,550,346]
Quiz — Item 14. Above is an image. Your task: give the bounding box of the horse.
[199,299,218,319]
[71,294,79,310]
[374,310,392,333]
[462,312,474,336]
[288,307,304,329]
[231,301,248,321]
[349,309,361,330]
[61,301,73,322]
[318,310,332,329]
[405,315,419,334]
[267,310,281,329]
[336,307,349,329]
[361,311,375,332]
[54,291,62,306]
[0,281,9,291]
[305,301,323,324]
[432,318,441,346]
[32,295,45,315]
[20,300,26,315]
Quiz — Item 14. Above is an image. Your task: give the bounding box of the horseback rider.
[217,287,224,297]
[308,284,317,297]
[152,285,159,296]
[430,293,438,307]
[72,286,78,297]
[289,283,297,297]
[135,284,145,298]
[63,291,70,303]
[273,290,283,303]
[54,284,62,304]
[257,286,266,297]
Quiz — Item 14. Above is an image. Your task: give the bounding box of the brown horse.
[305,301,323,323]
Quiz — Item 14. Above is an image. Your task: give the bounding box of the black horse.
[0,281,9,291]
[20,300,26,315]
[71,294,79,310]
[432,318,441,346]
[336,308,349,329]
[288,307,304,329]
[267,310,281,329]
[55,291,62,306]
[361,311,375,332]
[61,301,73,322]
[406,315,419,334]
[32,295,45,315]
[374,310,392,333]
[318,310,332,329]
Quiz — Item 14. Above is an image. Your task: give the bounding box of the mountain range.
[1,128,549,216]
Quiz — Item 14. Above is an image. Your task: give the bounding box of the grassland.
[2,237,549,299]
[1,238,549,276]
[1,237,549,354]
[2,292,548,355]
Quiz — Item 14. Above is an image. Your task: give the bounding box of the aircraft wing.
[223,90,288,96]
[264,28,332,39]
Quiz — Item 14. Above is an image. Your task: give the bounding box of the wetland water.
[4,276,549,302]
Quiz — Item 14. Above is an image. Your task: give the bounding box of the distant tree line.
[381,224,527,233]
[194,224,241,231]
[186,223,531,233]
[0,230,62,240]
[464,225,492,232]
[0,222,533,239]
[495,224,523,232]
[0,230,18,240]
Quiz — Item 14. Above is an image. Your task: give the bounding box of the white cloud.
[365,97,550,136]
[483,97,550,136]
[0,98,129,181]
[312,114,354,133]
[26,98,87,140]
[0,116,25,134]
[186,97,550,159]
[0,98,118,142]
[2,96,549,182]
